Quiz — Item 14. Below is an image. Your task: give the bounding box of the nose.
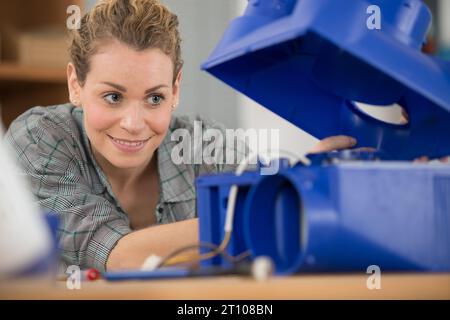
[120,103,146,135]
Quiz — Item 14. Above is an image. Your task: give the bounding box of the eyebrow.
[101,82,170,94]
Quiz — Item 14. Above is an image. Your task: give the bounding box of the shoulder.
[5,103,85,167]
[6,103,83,145]
[168,114,227,134]
[166,114,250,174]
[167,114,230,151]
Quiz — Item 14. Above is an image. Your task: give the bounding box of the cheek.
[80,89,116,133]
[84,104,115,133]
[148,108,172,135]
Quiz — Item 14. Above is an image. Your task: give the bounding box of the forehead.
[86,39,174,86]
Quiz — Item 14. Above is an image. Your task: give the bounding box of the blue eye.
[147,94,164,106]
[104,93,122,104]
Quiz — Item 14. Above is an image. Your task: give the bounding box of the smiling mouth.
[107,134,151,148]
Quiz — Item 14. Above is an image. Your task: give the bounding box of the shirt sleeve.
[4,109,131,272]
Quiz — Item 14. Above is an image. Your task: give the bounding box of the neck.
[93,149,158,191]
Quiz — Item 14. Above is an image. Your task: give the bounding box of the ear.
[67,62,82,107]
[172,70,182,107]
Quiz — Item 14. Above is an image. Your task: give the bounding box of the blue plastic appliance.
[197,0,450,274]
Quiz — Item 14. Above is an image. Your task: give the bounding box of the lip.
[107,134,151,153]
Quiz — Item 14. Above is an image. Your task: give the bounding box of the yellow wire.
[162,231,232,267]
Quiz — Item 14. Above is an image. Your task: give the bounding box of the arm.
[106,218,198,271]
[5,109,133,272]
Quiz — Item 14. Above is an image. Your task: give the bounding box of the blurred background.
[0,0,449,155]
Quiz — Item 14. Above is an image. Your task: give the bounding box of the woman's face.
[68,39,180,171]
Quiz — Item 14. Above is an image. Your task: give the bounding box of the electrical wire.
[157,242,251,269]
[159,149,306,268]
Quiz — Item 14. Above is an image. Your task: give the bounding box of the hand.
[414,156,449,164]
[309,135,358,154]
[311,135,449,164]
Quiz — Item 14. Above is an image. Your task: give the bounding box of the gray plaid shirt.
[5,103,246,272]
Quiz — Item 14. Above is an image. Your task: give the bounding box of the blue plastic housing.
[196,170,262,268]
[197,160,450,274]
[202,0,450,160]
[197,0,450,275]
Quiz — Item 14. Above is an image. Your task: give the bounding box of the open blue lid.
[202,0,450,160]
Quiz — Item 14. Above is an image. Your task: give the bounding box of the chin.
[109,157,149,170]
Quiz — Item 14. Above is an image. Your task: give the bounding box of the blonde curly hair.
[69,0,183,85]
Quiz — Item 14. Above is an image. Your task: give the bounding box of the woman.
[5,0,356,272]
